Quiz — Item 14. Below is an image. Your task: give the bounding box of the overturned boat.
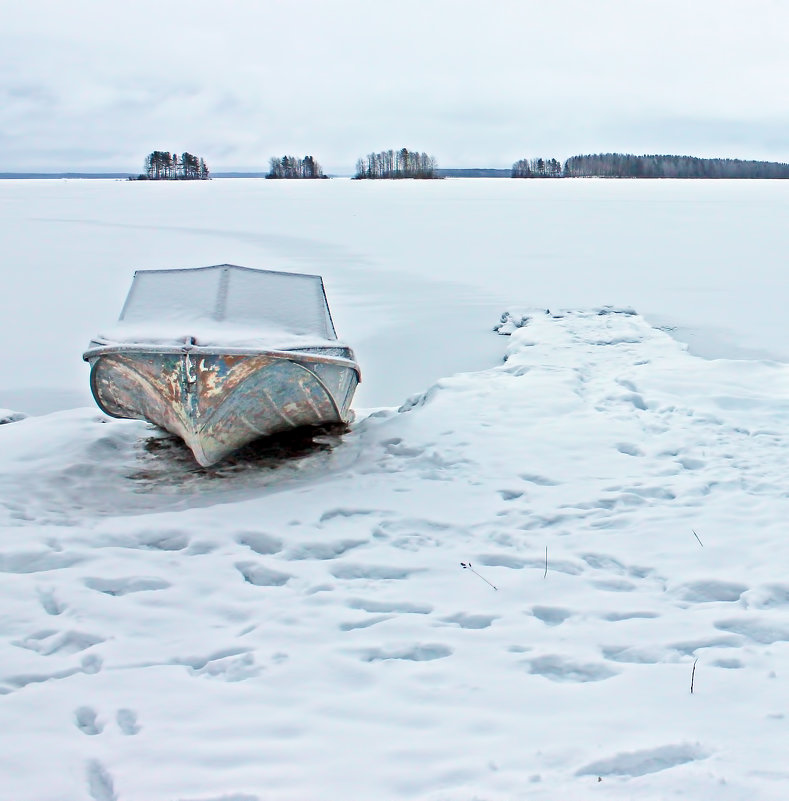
[83,264,360,467]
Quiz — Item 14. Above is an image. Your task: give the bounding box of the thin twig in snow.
[692,529,704,548]
[460,562,498,591]
[690,659,698,694]
[544,546,548,579]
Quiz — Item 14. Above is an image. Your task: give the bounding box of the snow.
[94,321,342,353]
[2,179,789,799]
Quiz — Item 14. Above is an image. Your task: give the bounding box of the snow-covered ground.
[2,179,789,800]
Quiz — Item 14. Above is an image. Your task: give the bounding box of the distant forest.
[267,155,327,179]
[139,151,209,180]
[512,153,789,179]
[354,148,438,179]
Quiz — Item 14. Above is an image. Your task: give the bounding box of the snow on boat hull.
[86,346,359,467]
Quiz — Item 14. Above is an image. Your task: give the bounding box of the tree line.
[139,151,209,180]
[133,149,789,181]
[354,148,438,179]
[266,155,326,179]
[512,153,789,179]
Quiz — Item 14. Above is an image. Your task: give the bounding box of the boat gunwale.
[82,343,361,381]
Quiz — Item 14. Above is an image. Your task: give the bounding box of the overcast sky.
[2,0,789,172]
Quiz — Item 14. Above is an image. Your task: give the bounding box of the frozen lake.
[1,177,788,413]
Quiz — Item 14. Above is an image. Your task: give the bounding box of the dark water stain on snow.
[126,422,350,491]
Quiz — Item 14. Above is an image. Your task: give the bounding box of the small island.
[134,151,210,180]
[354,148,438,179]
[266,155,327,179]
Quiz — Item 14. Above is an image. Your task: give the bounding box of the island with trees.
[354,148,438,179]
[512,153,789,179]
[266,155,327,179]
[137,151,210,180]
[512,158,564,178]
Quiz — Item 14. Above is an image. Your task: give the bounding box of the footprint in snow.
[286,539,367,560]
[235,561,292,587]
[581,552,628,572]
[745,583,789,609]
[116,708,140,735]
[339,615,394,631]
[477,553,585,575]
[673,580,747,603]
[372,518,453,548]
[712,658,744,669]
[592,578,637,592]
[172,647,261,681]
[2,654,102,694]
[523,654,618,683]
[236,531,283,555]
[347,599,432,614]
[86,759,117,801]
[582,553,654,579]
[37,587,65,615]
[75,706,103,735]
[715,618,789,644]
[106,528,191,551]
[519,473,559,486]
[440,613,497,629]
[360,644,452,662]
[531,606,572,626]
[600,611,659,622]
[576,743,708,777]
[669,636,742,656]
[14,630,105,656]
[679,456,706,470]
[330,563,420,580]
[83,577,171,596]
[319,507,380,522]
[602,645,665,664]
[0,551,84,573]
[476,554,526,569]
[381,438,425,457]
[189,652,261,682]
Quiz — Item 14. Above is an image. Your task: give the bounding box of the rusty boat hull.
[84,344,360,467]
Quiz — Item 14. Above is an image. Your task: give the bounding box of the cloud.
[3,0,789,170]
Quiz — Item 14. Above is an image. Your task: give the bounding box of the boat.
[83,264,361,467]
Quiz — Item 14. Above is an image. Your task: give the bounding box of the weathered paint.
[87,348,359,467]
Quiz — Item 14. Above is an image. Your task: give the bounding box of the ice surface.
[3,304,789,799]
[3,178,789,411]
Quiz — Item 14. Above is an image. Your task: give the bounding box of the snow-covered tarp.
[96,264,340,349]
